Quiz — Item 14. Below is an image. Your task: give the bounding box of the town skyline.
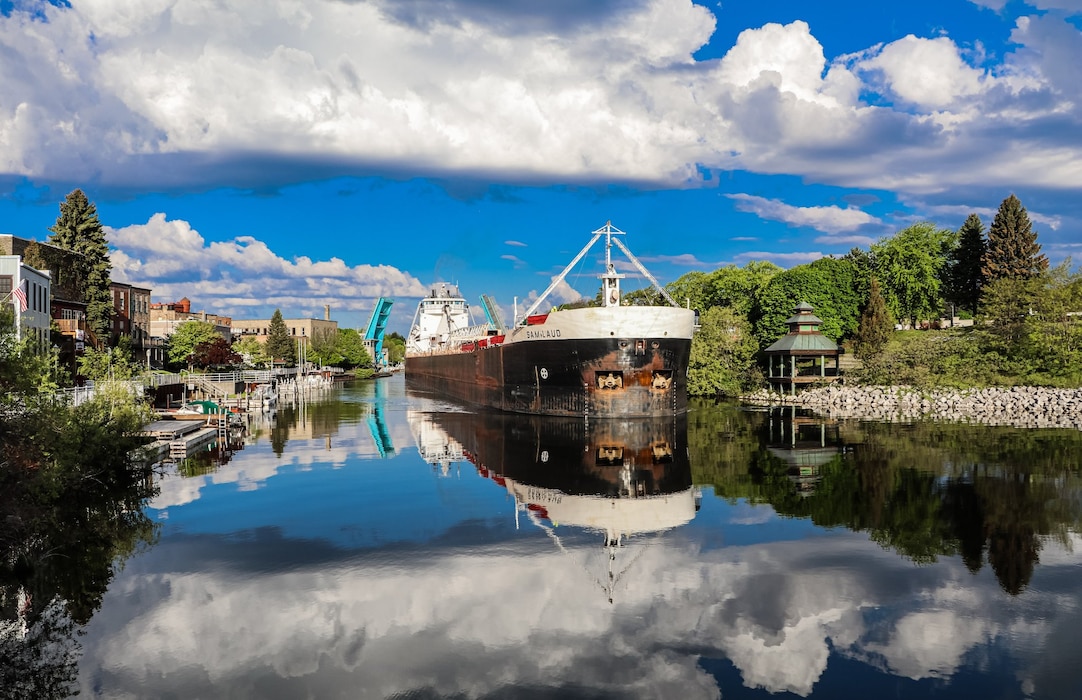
[2,0,1081,333]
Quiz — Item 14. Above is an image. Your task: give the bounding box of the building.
[0,255,52,346]
[763,301,841,395]
[111,281,161,366]
[0,234,102,358]
[232,310,338,362]
[149,297,233,341]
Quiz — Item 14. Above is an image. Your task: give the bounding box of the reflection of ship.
[408,409,698,600]
[404,222,697,417]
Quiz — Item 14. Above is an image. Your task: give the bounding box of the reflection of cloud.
[79,521,1081,698]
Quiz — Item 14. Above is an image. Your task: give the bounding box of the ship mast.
[519,221,680,322]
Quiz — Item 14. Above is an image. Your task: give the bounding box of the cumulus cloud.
[726,193,882,234]
[107,213,427,319]
[859,35,985,110]
[1,0,1082,248]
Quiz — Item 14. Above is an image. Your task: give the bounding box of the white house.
[0,255,52,345]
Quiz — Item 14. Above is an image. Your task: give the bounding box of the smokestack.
[324,304,330,321]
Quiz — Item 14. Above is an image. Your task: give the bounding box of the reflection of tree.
[688,400,1082,595]
[1,461,158,698]
[269,397,373,456]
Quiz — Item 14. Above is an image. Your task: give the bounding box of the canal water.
[8,374,1082,699]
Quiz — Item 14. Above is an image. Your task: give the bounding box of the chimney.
[324,304,330,321]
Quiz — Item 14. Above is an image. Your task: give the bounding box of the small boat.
[405,222,697,417]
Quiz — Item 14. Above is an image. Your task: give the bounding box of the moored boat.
[404,222,696,417]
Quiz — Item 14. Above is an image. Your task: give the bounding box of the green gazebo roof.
[764,332,839,353]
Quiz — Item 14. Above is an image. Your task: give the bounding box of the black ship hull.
[405,335,691,417]
[416,410,692,499]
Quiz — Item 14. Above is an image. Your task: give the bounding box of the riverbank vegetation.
[1,309,159,697]
[686,399,1082,595]
[671,194,1082,395]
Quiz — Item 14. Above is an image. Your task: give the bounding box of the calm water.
[9,375,1082,699]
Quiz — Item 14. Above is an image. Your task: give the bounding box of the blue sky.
[2,0,1081,333]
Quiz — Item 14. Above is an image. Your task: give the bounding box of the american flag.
[12,280,28,312]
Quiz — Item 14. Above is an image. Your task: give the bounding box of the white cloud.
[727,193,881,233]
[859,35,985,109]
[0,0,1081,240]
[107,213,427,319]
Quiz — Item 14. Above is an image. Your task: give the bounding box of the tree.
[48,189,113,342]
[234,336,269,368]
[871,223,955,328]
[687,306,759,397]
[983,194,1048,282]
[265,309,296,366]
[307,327,343,367]
[166,320,221,368]
[854,277,894,359]
[667,261,782,315]
[946,214,987,316]
[384,332,406,364]
[190,337,242,369]
[335,328,371,368]
[752,257,863,348]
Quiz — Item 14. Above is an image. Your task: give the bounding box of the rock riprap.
[741,385,1082,429]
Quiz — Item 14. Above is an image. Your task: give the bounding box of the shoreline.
[739,384,1082,430]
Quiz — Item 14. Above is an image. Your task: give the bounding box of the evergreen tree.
[854,277,894,359]
[265,309,296,366]
[48,189,113,341]
[946,214,987,315]
[982,194,1048,282]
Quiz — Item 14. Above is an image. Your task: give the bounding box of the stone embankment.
[741,385,1082,429]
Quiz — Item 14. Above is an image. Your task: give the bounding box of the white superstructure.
[405,283,489,355]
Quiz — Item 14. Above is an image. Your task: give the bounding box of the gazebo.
[763,301,841,395]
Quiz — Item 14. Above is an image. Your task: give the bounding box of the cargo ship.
[404,222,697,417]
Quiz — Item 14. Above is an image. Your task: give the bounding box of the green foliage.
[20,239,49,272]
[2,311,158,651]
[979,276,1042,351]
[265,309,296,366]
[983,194,1048,282]
[338,328,372,368]
[752,256,862,348]
[48,189,113,342]
[166,320,222,368]
[384,332,406,364]
[668,261,781,314]
[854,277,893,359]
[946,214,987,315]
[871,222,955,328]
[687,306,759,397]
[233,336,269,368]
[0,308,66,395]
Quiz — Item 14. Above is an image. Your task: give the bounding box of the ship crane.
[519,221,680,323]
